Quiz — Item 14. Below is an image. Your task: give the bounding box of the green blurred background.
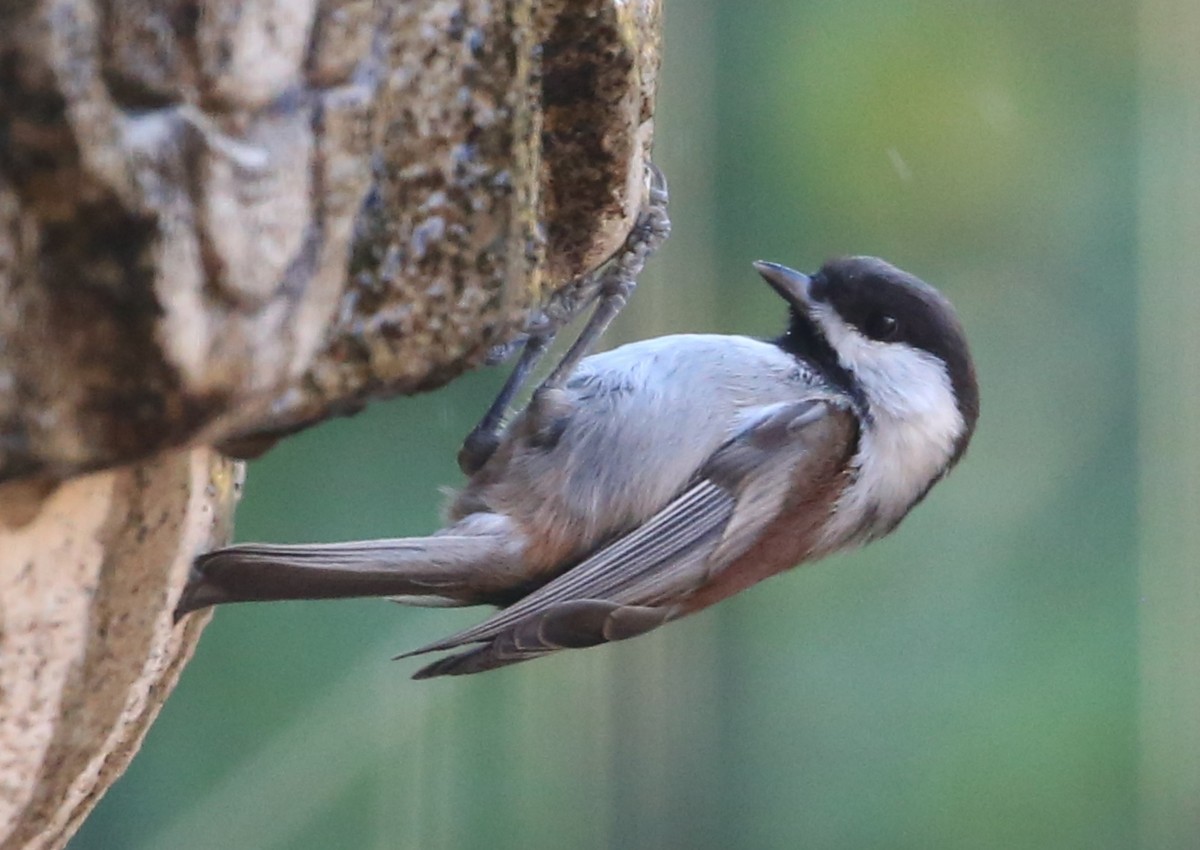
[71,0,1200,848]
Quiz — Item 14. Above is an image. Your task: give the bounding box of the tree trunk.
[0,1,662,846]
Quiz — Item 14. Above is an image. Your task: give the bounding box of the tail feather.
[410,642,552,679]
[174,534,517,620]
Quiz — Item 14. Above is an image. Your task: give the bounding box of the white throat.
[812,306,965,548]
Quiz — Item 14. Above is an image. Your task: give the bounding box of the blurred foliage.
[70,0,1179,848]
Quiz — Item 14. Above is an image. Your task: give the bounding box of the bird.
[175,256,979,679]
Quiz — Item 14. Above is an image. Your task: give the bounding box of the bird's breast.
[678,442,854,616]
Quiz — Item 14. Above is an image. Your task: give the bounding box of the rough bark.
[0,0,662,846]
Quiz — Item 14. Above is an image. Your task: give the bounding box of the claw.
[485,337,527,366]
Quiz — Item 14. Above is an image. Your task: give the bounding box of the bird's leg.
[458,163,671,473]
[537,165,670,393]
[457,332,551,474]
[521,166,670,446]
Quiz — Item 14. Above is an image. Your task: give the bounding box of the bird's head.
[757,256,979,540]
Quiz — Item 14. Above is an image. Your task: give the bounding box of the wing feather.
[404,397,852,677]
[398,479,734,656]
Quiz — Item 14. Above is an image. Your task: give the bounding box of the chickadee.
[176,257,979,678]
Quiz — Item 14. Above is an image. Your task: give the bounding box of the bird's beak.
[753,261,813,309]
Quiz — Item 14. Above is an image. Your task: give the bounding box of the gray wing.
[404,396,851,678]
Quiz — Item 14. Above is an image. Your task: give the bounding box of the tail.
[174,532,520,621]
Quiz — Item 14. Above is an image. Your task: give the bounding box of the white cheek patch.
[808,303,965,547]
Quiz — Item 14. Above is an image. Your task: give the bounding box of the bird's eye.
[808,273,829,302]
[864,313,898,341]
